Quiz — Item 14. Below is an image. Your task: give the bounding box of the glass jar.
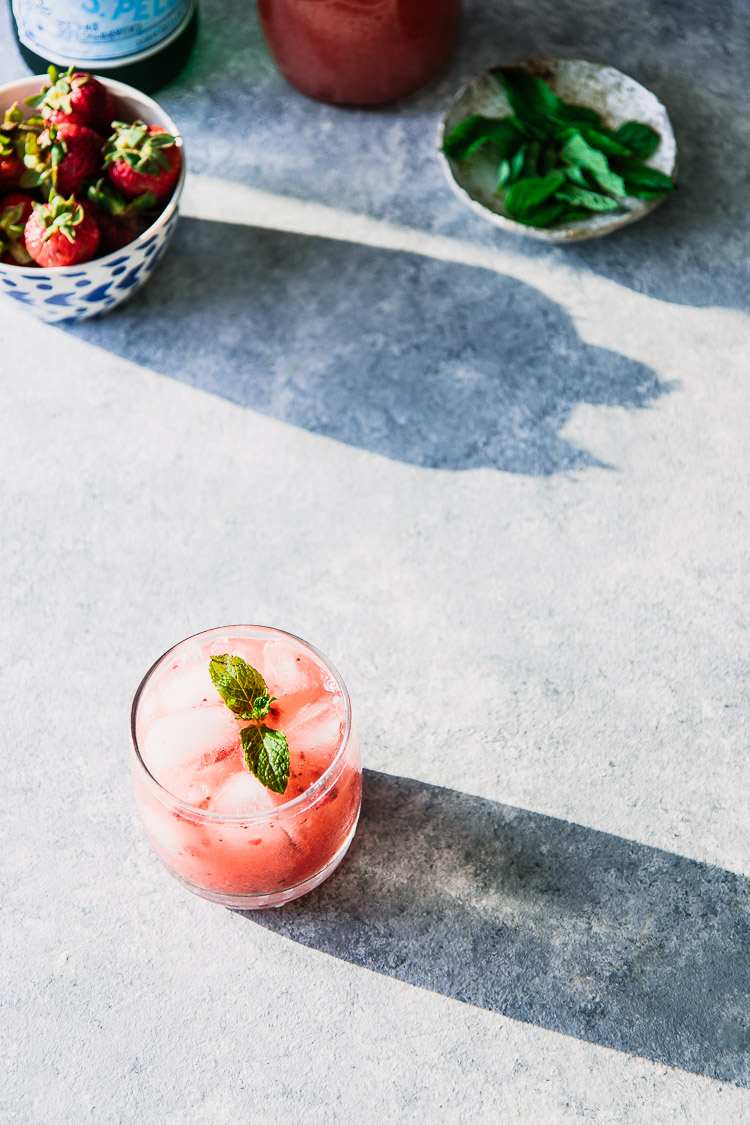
[257,0,463,106]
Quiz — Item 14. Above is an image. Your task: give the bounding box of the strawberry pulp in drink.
[257,0,463,106]
[131,626,362,908]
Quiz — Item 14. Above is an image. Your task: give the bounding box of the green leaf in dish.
[614,120,661,158]
[504,172,566,221]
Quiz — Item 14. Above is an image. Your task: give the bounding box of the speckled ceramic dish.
[438,57,677,243]
[0,75,184,322]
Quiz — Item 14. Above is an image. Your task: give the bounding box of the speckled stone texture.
[2,1,750,1122]
[256,771,750,1085]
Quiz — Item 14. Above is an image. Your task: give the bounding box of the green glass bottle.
[9,0,198,93]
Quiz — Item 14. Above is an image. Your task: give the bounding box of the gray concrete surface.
[2,1,750,1121]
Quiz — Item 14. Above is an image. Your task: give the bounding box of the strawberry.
[24,191,100,267]
[26,65,115,135]
[96,209,150,254]
[103,121,180,202]
[0,141,23,192]
[23,120,103,196]
[87,177,156,253]
[43,107,94,130]
[0,192,34,264]
[0,103,38,190]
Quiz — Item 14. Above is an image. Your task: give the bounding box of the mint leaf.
[618,163,675,198]
[505,173,565,221]
[210,654,289,794]
[614,121,661,158]
[564,164,591,187]
[560,103,602,126]
[579,126,634,157]
[494,68,565,137]
[521,140,543,178]
[555,184,620,211]
[556,208,596,223]
[520,199,567,227]
[442,115,524,160]
[509,143,527,182]
[209,653,267,720]
[537,145,561,178]
[250,691,275,721]
[560,133,627,196]
[241,724,290,795]
[495,158,512,193]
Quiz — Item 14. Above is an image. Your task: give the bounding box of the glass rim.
[130,624,353,823]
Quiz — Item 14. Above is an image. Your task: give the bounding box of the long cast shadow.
[246,770,750,1085]
[449,1,750,312]
[161,0,750,316]
[65,219,668,475]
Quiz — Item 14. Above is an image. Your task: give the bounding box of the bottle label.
[12,0,195,65]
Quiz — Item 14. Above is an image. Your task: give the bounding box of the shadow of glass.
[65,218,668,475]
[244,770,750,1085]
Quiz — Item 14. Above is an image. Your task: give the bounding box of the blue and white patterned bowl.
[0,75,184,322]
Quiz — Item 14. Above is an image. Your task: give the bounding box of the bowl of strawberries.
[0,67,184,322]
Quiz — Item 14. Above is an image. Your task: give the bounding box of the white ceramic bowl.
[0,74,184,321]
[439,57,677,243]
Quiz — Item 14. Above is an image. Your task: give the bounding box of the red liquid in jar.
[257,0,463,105]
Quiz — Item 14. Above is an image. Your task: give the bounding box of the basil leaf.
[614,121,661,158]
[505,173,566,220]
[209,654,268,720]
[241,724,289,795]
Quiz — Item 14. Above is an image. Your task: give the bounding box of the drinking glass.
[131,625,362,908]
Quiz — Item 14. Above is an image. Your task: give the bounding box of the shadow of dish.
[440,2,750,313]
[244,770,750,1086]
[166,0,750,315]
[65,218,669,475]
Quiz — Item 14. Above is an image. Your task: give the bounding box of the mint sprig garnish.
[209,654,289,794]
[209,653,267,719]
[240,724,289,794]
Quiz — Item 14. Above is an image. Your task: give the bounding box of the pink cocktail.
[131,625,362,908]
